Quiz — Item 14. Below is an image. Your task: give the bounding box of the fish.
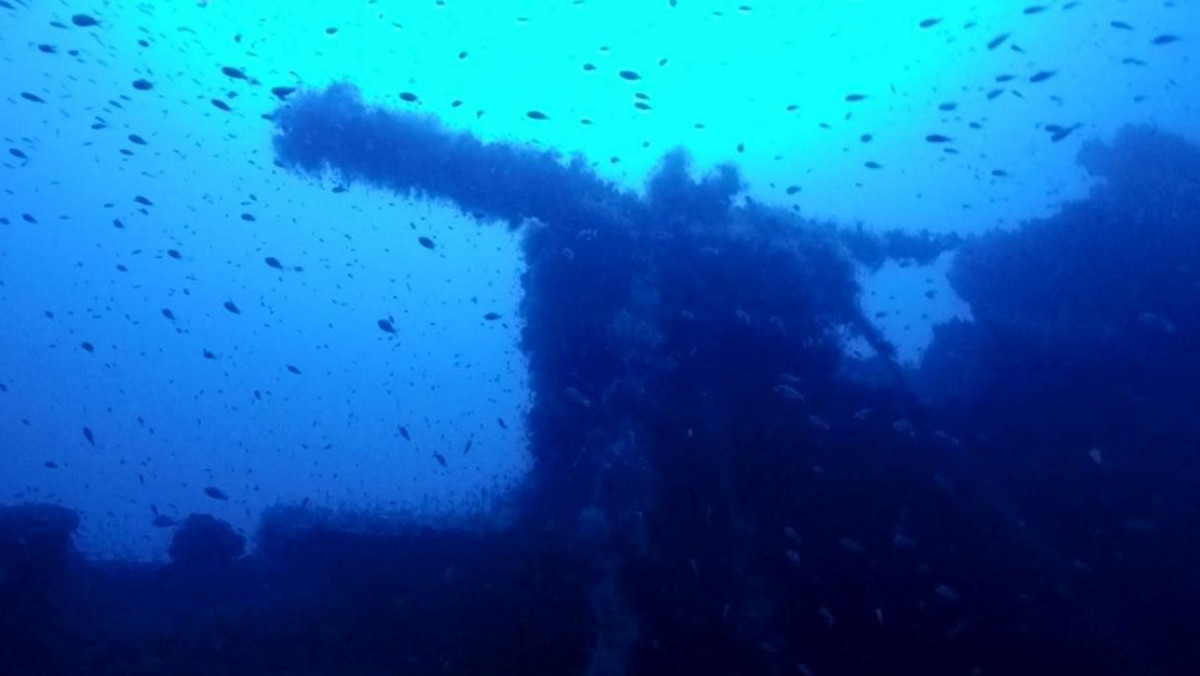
[265,256,283,269]
[204,486,229,500]
[418,236,435,249]
[378,319,396,333]
[925,134,953,143]
[82,427,95,445]
[773,384,805,400]
[399,425,411,441]
[987,33,1009,50]
[211,98,232,112]
[223,301,241,314]
[1046,123,1081,142]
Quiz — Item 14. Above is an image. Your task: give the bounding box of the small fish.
[433,452,447,467]
[1023,5,1047,14]
[1046,123,1081,142]
[82,427,95,445]
[378,318,396,333]
[1151,34,1180,45]
[987,33,1009,50]
[132,79,153,91]
[934,584,961,602]
[399,91,418,102]
[211,98,232,112]
[286,364,301,374]
[619,70,641,81]
[1029,69,1056,82]
[462,438,473,454]
[918,17,941,28]
[483,312,501,320]
[773,384,805,400]
[71,14,100,27]
[497,417,508,429]
[271,86,296,100]
[925,133,953,143]
[221,66,248,80]
[1110,21,1133,30]
[564,387,591,408]
[204,486,229,500]
[418,236,435,249]
[223,300,241,314]
[526,110,549,120]
[844,93,867,102]
[265,256,283,269]
[399,425,411,441]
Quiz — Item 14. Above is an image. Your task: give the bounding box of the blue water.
[2,1,1199,674]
